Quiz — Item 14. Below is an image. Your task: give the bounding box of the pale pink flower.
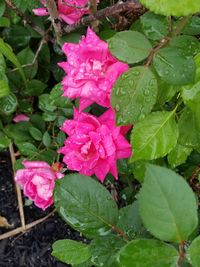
[59,109,132,182]
[15,161,64,210]
[58,28,129,111]
[13,114,29,123]
[33,0,90,25]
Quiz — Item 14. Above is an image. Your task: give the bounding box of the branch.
[62,0,145,33]
[46,0,62,38]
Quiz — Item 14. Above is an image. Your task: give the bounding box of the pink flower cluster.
[59,28,128,110]
[59,109,132,182]
[15,161,63,210]
[33,0,90,25]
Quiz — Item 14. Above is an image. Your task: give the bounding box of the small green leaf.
[89,235,125,267]
[140,11,169,41]
[187,236,200,267]
[0,132,10,149]
[29,127,43,141]
[140,0,200,16]
[0,78,10,98]
[26,79,47,96]
[178,108,200,149]
[183,16,200,36]
[117,239,178,267]
[111,66,157,125]
[42,131,51,147]
[17,142,38,156]
[39,94,56,112]
[108,31,152,64]
[153,47,195,85]
[52,239,90,265]
[3,25,31,48]
[131,111,178,161]
[0,1,5,17]
[117,201,145,239]
[0,92,18,114]
[139,164,198,242]
[54,174,118,238]
[168,143,192,168]
[169,36,200,57]
[0,17,10,28]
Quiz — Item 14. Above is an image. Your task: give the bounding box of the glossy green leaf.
[117,201,145,239]
[116,239,178,267]
[187,236,200,267]
[0,1,5,17]
[169,36,200,57]
[52,239,90,265]
[0,17,10,28]
[168,143,192,168]
[183,16,200,35]
[108,31,152,64]
[89,235,125,267]
[140,0,200,16]
[153,47,195,85]
[111,66,157,125]
[0,93,18,114]
[3,25,31,48]
[140,12,169,40]
[0,38,27,88]
[178,108,200,149]
[39,94,56,112]
[139,164,198,242]
[54,174,118,238]
[29,127,43,141]
[156,79,179,107]
[26,80,47,96]
[0,78,9,98]
[4,121,32,142]
[42,131,51,147]
[131,111,178,161]
[17,142,38,156]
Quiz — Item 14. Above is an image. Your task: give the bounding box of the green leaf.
[4,121,32,142]
[0,132,10,149]
[29,127,43,141]
[108,31,152,64]
[17,142,38,156]
[3,25,31,48]
[117,201,145,239]
[132,160,147,183]
[0,78,9,98]
[52,239,90,265]
[153,47,195,85]
[0,93,18,114]
[17,47,38,79]
[130,111,178,161]
[60,33,82,44]
[0,38,27,88]
[0,17,10,28]
[54,174,118,238]
[49,83,73,108]
[116,239,178,267]
[168,143,193,168]
[0,1,5,17]
[169,36,200,57]
[39,94,56,112]
[89,235,125,267]
[26,80,47,96]
[111,66,157,125]
[183,16,200,36]
[139,0,200,16]
[42,131,51,147]
[187,236,200,267]
[178,107,200,149]
[140,12,169,41]
[139,164,198,242]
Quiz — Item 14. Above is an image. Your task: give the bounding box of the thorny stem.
[178,241,185,267]
[89,0,99,32]
[111,224,129,241]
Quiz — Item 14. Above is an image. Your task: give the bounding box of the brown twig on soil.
[62,0,145,33]
[0,210,56,241]
[9,143,26,231]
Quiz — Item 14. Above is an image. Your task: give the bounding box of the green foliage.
[108,31,152,64]
[139,164,198,243]
[54,174,118,238]
[116,239,179,267]
[52,239,91,265]
[187,236,200,267]
[111,66,157,125]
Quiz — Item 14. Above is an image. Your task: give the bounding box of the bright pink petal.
[32,8,48,16]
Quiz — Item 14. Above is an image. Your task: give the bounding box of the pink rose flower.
[33,0,90,25]
[59,108,132,182]
[13,114,29,123]
[15,161,64,210]
[58,28,129,111]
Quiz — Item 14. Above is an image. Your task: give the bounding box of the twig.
[111,224,129,241]
[5,0,53,42]
[0,209,56,240]
[62,0,145,33]
[9,143,26,231]
[46,0,63,38]
[178,241,185,267]
[89,0,99,32]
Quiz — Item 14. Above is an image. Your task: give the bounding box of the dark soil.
[0,151,85,267]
